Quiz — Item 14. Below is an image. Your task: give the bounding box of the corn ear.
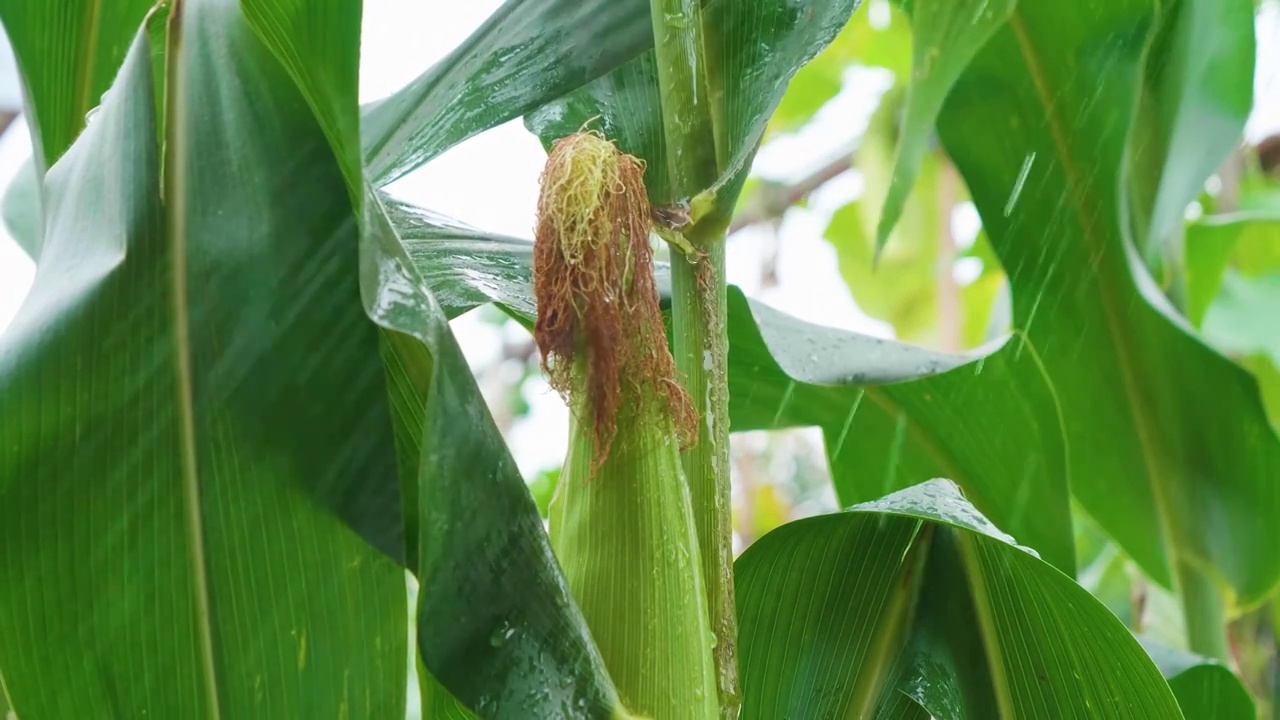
[533,131,718,719]
[550,399,719,720]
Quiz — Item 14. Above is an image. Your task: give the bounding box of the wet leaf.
[920,0,1280,605]
[360,0,653,186]
[735,481,1181,719]
[0,11,408,717]
[527,0,863,215]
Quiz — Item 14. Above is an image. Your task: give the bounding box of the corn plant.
[0,0,1275,718]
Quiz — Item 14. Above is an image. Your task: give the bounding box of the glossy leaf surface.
[911,0,1280,601]
[0,9,407,717]
[527,0,862,214]
[735,482,1181,719]
[360,0,651,186]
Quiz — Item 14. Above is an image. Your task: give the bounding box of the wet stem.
[649,0,740,716]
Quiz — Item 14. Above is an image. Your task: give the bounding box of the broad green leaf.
[0,11,407,717]
[733,510,929,718]
[0,0,153,172]
[924,0,1280,606]
[1126,0,1255,275]
[389,209,1075,573]
[874,0,1016,250]
[735,481,1182,719]
[241,0,363,196]
[727,299,1073,573]
[527,0,863,215]
[360,0,653,186]
[1139,638,1255,720]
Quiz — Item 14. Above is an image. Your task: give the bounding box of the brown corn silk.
[533,131,695,468]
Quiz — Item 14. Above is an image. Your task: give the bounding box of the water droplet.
[1004,151,1037,217]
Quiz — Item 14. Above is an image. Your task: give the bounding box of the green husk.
[534,132,718,719]
[549,397,719,720]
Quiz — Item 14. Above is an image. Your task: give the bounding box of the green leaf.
[1126,0,1255,273]
[874,0,1016,250]
[733,509,928,718]
[527,0,863,215]
[726,298,1074,573]
[389,210,1075,574]
[0,10,408,717]
[1139,638,1255,719]
[926,0,1280,608]
[0,0,154,172]
[735,481,1182,719]
[242,0,363,197]
[360,0,653,186]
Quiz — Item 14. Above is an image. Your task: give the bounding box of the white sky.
[1,0,1278,477]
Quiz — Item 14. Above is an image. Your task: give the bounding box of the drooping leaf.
[389,208,1075,573]
[874,0,1016,250]
[360,0,653,186]
[360,194,628,719]
[735,481,1182,719]
[915,0,1280,608]
[0,10,407,717]
[527,0,864,215]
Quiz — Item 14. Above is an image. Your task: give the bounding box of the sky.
[0,0,1278,477]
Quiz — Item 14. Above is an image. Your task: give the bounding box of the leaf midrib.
[1005,10,1180,581]
[165,6,222,717]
